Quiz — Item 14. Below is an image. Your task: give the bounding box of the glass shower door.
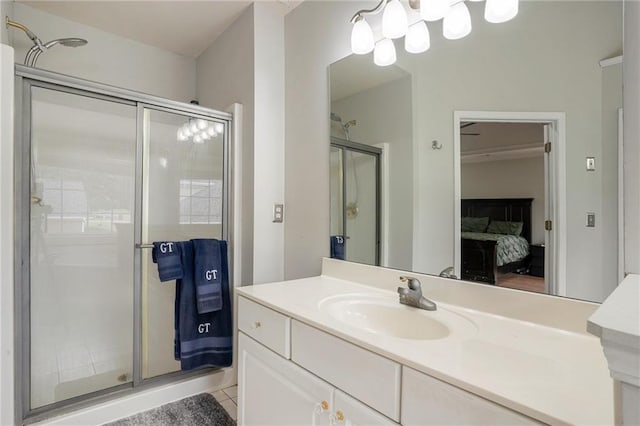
[141,108,226,379]
[29,87,137,408]
[330,140,381,266]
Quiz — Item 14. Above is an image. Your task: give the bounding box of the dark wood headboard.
[461,198,533,243]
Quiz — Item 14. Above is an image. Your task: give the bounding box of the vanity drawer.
[291,320,401,422]
[238,296,291,358]
[401,367,542,425]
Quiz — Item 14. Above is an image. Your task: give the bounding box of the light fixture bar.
[350,0,388,24]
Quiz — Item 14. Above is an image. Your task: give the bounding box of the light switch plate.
[586,212,596,227]
[586,157,596,171]
[273,203,284,223]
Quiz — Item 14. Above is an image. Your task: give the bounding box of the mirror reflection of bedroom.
[460,121,547,293]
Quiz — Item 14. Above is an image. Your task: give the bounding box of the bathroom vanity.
[236,259,614,425]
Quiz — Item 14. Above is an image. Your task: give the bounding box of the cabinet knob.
[314,400,330,415]
[335,410,345,421]
[252,321,261,329]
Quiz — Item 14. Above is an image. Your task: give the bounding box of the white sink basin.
[319,294,477,340]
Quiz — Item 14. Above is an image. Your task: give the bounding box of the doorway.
[454,112,566,296]
[15,66,232,421]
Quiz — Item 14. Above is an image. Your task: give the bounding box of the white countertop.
[237,275,614,426]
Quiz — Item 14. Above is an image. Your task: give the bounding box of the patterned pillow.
[461,217,489,232]
[487,220,523,236]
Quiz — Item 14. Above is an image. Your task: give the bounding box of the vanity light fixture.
[176,119,223,144]
[382,0,409,39]
[374,38,397,66]
[443,2,472,40]
[421,0,450,21]
[405,21,430,54]
[350,0,519,66]
[351,17,375,54]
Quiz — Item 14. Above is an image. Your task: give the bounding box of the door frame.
[453,111,566,296]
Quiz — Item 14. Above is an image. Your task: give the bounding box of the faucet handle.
[399,276,421,291]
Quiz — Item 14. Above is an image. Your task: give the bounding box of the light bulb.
[196,119,207,130]
[207,127,216,136]
[420,0,450,22]
[214,123,224,134]
[189,121,199,133]
[485,0,518,23]
[193,135,203,144]
[182,124,192,137]
[374,38,397,67]
[200,131,211,140]
[351,18,375,55]
[382,0,408,39]
[405,21,431,54]
[177,129,187,141]
[443,2,472,40]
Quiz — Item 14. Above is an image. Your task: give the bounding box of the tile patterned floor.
[211,385,238,421]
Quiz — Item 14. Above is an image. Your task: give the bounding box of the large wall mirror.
[329,0,623,303]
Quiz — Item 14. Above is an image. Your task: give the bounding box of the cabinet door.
[238,332,333,426]
[401,367,541,425]
[332,390,399,426]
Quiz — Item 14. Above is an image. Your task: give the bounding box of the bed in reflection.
[461,198,533,285]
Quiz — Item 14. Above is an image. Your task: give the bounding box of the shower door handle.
[135,243,154,249]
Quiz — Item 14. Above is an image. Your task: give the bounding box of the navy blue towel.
[176,240,232,370]
[191,239,223,314]
[330,235,345,260]
[152,242,183,281]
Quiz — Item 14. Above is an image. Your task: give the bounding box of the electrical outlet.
[586,212,595,227]
[273,204,284,223]
[586,157,596,171]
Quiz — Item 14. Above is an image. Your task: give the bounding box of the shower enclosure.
[14,65,232,421]
[330,138,381,265]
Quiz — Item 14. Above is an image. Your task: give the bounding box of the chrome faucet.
[439,266,458,279]
[397,276,437,311]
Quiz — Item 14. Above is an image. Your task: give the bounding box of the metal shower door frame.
[13,65,233,423]
[330,137,382,266]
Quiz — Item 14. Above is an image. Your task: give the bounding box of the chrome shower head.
[28,37,89,66]
[6,16,88,67]
[56,38,88,48]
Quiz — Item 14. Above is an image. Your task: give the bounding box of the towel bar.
[135,243,154,249]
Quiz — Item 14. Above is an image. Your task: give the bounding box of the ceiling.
[460,122,545,153]
[16,0,298,58]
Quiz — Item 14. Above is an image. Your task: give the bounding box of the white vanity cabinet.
[238,332,333,425]
[401,367,540,425]
[238,297,399,426]
[238,295,541,426]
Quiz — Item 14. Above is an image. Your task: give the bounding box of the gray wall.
[624,1,640,276]
[0,1,13,45]
[197,5,255,286]
[285,1,361,280]
[9,3,196,101]
[197,3,286,286]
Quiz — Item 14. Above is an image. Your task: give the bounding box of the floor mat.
[104,393,235,426]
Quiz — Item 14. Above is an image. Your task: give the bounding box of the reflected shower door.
[330,140,381,266]
[141,108,226,378]
[29,87,137,408]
